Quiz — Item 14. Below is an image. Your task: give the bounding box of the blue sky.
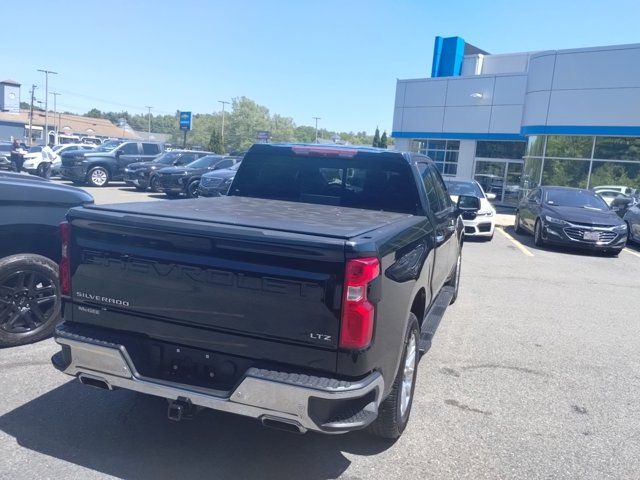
[3,0,640,133]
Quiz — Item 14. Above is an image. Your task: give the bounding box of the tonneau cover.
[84,196,413,239]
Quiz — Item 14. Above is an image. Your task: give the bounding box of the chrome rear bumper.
[53,327,384,434]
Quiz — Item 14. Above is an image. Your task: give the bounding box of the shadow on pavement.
[0,380,392,480]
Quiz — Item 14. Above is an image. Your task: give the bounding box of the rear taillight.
[59,222,71,296]
[339,257,380,350]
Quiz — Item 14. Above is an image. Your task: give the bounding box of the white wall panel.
[443,106,491,132]
[489,105,524,133]
[526,53,555,92]
[392,107,403,131]
[401,107,445,132]
[547,89,640,126]
[394,82,406,108]
[521,91,550,126]
[481,53,530,75]
[493,76,527,105]
[445,77,495,106]
[455,140,476,179]
[553,47,640,90]
[403,80,447,107]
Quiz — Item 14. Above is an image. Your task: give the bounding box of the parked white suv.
[444,179,496,240]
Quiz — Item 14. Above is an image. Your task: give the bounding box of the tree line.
[78,97,389,153]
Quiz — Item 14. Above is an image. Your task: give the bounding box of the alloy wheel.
[0,269,58,334]
[90,169,108,187]
[400,332,417,418]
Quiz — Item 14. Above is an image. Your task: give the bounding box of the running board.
[419,286,454,353]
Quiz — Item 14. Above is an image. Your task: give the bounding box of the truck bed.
[82,196,414,239]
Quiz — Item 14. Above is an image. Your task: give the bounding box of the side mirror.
[486,192,497,201]
[457,195,481,212]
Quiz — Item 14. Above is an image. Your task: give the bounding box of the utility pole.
[28,85,37,146]
[51,92,60,144]
[37,69,58,144]
[313,117,321,143]
[145,106,153,140]
[218,100,230,153]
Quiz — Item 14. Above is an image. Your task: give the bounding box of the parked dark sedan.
[155,155,240,198]
[514,186,628,255]
[124,149,212,191]
[198,161,242,197]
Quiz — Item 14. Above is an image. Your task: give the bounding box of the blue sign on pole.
[179,111,192,131]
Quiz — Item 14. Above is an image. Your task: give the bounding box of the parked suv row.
[60,140,164,187]
[124,150,212,191]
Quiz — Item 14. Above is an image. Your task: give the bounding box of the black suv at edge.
[124,150,212,191]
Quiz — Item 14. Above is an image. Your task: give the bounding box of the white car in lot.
[445,179,496,240]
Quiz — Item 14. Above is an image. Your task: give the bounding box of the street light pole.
[37,69,58,144]
[218,100,230,153]
[145,106,153,140]
[28,85,37,146]
[51,92,60,144]
[313,117,321,143]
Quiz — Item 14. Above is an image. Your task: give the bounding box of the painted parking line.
[496,227,534,257]
[623,248,640,259]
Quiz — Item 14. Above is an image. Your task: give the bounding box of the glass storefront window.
[413,139,459,176]
[545,136,593,158]
[525,136,545,157]
[589,161,640,189]
[593,137,640,161]
[476,141,526,159]
[523,157,542,191]
[541,158,590,188]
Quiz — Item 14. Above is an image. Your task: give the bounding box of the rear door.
[417,162,456,292]
[141,142,162,161]
[116,142,141,171]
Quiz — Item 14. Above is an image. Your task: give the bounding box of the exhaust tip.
[78,374,112,390]
[260,416,306,434]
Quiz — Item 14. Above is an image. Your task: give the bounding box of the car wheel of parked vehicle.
[149,176,160,193]
[187,181,200,198]
[87,167,109,187]
[36,163,51,179]
[0,254,61,347]
[534,219,545,247]
[514,212,523,234]
[446,250,462,304]
[368,314,419,439]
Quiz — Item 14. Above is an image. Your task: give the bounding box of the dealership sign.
[179,111,192,131]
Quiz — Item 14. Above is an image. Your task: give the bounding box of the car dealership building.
[392,37,640,205]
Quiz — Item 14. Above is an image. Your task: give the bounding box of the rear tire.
[534,219,544,247]
[149,176,160,193]
[0,254,61,347]
[368,314,419,439]
[514,212,523,234]
[187,180,200,198]
[446,249,462,304]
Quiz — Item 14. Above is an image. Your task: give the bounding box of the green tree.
[380,131,388,149]
[85,108,103,118]
[208,127,224,154]
[372,127,380,147]
[225,97,271,152]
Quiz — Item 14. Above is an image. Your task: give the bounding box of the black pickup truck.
[52,144,479,438]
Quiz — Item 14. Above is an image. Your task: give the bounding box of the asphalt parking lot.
[1,182,639,479]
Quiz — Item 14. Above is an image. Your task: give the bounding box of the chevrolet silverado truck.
[51,143,479,438]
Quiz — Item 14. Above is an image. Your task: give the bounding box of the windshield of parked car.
[185,155,223,169]
[230,151,420,214]
[444,180,484,198]
[153,152,182,165]
[93,140,122,152]
[28,146,42,153]
[545,189,609,210]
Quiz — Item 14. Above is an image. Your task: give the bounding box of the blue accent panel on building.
[521,125,640,137]
[431,36,443,77]
[392,131,526,141]
[432,36,465,77]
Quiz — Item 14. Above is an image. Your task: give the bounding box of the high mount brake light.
[59,222,71,297]
[339,257,380,349]
[291,146,357,158]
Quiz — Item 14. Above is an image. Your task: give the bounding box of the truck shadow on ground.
[0,380,393,480]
